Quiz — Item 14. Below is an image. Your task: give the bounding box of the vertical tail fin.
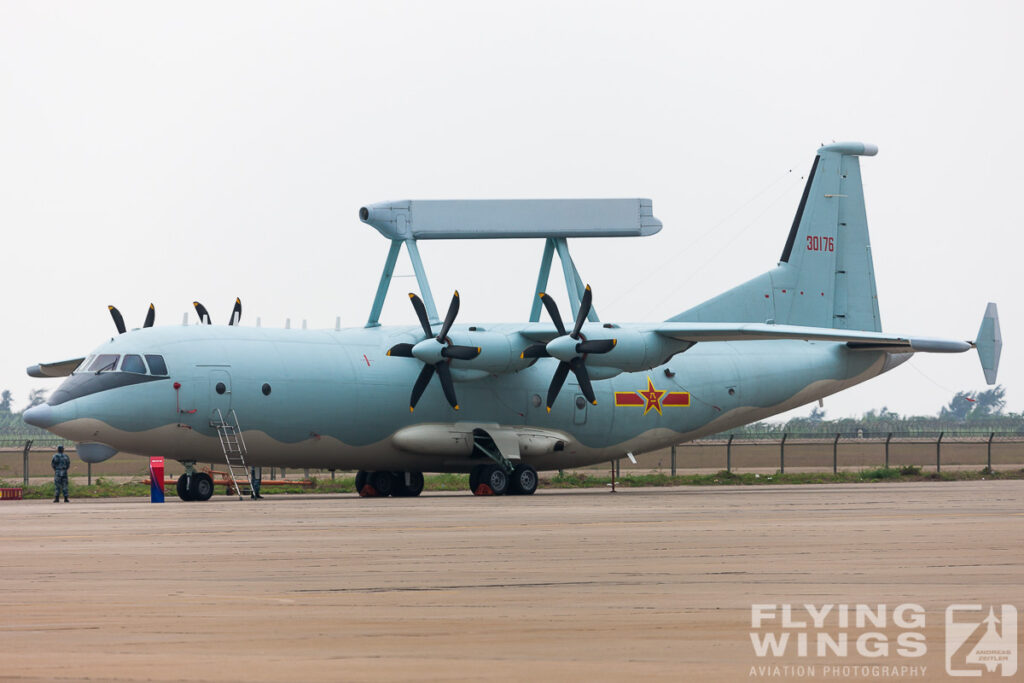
[671,142,883,332]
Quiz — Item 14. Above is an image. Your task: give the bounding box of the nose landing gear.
[175,467,214,502]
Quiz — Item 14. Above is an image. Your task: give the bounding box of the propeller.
[521,285,616,412]
[108,304,156,334]
[387,291,481,412]
[192,298,242,325]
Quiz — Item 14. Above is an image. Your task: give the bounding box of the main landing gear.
[355,471,425,497]
[469,463,537,496]
[175,464,214,502]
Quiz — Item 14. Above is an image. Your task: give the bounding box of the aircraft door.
[208,369,232,419]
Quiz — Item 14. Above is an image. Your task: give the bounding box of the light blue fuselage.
[38,323,900,471]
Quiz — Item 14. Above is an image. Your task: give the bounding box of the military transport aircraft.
[23,142,1002,501]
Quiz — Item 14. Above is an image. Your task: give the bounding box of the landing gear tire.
[192,472,214,501]
[355,470,369,496]
[392,472,424,497]
[475,464,509,496]
[509,463,538,495]
[369,471,394,497]
[469,465,483,493]
[176,474,194,501]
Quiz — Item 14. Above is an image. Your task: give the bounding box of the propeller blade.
[387,343,415,357]
[408,293,433,338]
[577,338,616,355]
[569,357,596,404]
[409,364,435,412]
[108,306,126,335]
[435,361,459,410]
[193,301,212,325]
[539,293,567,336]
[442,344,481,361]
[520,344,549,359]
[143,304,155,329]
[571,285,592,339]
[437,290,460,342]
[545,361,571,412]
[229,298,242,326]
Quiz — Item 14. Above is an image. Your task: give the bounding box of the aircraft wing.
[27,357,86,378]
[654,323,972,353]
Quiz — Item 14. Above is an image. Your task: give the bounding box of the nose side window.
[74,356,95,374]
[145,355,168,375]
[87,354,120,372]
[121,354,147,374]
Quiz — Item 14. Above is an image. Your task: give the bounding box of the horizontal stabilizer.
[655,322,971,352]
[975,302,1002,384]
[27,357,85,378]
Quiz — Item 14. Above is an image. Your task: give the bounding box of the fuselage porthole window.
[88,354,120,373]
[145,355,168,376]
[121,354,147,374]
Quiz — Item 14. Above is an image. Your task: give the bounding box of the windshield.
[121,354,147,374]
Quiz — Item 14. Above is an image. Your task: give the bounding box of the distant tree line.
[723,386,1022,437]
[0,388,51,437]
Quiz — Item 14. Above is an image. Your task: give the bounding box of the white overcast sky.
[0,1,1020,418]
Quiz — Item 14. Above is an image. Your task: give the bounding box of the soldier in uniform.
[250,466,263,499]
[51,445,70,503]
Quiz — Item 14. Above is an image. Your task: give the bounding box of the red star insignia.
[639,378,665,416]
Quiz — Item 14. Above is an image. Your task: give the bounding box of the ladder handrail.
[211,408,253,500]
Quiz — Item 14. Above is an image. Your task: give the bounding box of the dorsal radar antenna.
[358,199,661,327]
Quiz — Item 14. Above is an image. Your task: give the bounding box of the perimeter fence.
[617,430,1024,476]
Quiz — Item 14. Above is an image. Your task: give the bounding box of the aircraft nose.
[22,403,57,428]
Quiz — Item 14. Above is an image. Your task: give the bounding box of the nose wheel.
[175,472,214,502]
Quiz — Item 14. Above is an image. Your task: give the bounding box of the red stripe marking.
[662,392,690,407]
[615,392,644,406]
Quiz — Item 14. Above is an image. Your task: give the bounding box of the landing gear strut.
[355,471,424,497]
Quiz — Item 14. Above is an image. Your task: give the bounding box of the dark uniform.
[51,446,70,503]
[250,466,263,499]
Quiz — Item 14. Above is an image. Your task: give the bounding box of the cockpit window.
[121,354,147,374]
[88,354,120,373]
[145,354,168,375]
[74,356,95,374]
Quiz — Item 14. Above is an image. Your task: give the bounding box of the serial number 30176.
[806,235,834,252]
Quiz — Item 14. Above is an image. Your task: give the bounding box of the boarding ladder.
[211,408,253,500]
